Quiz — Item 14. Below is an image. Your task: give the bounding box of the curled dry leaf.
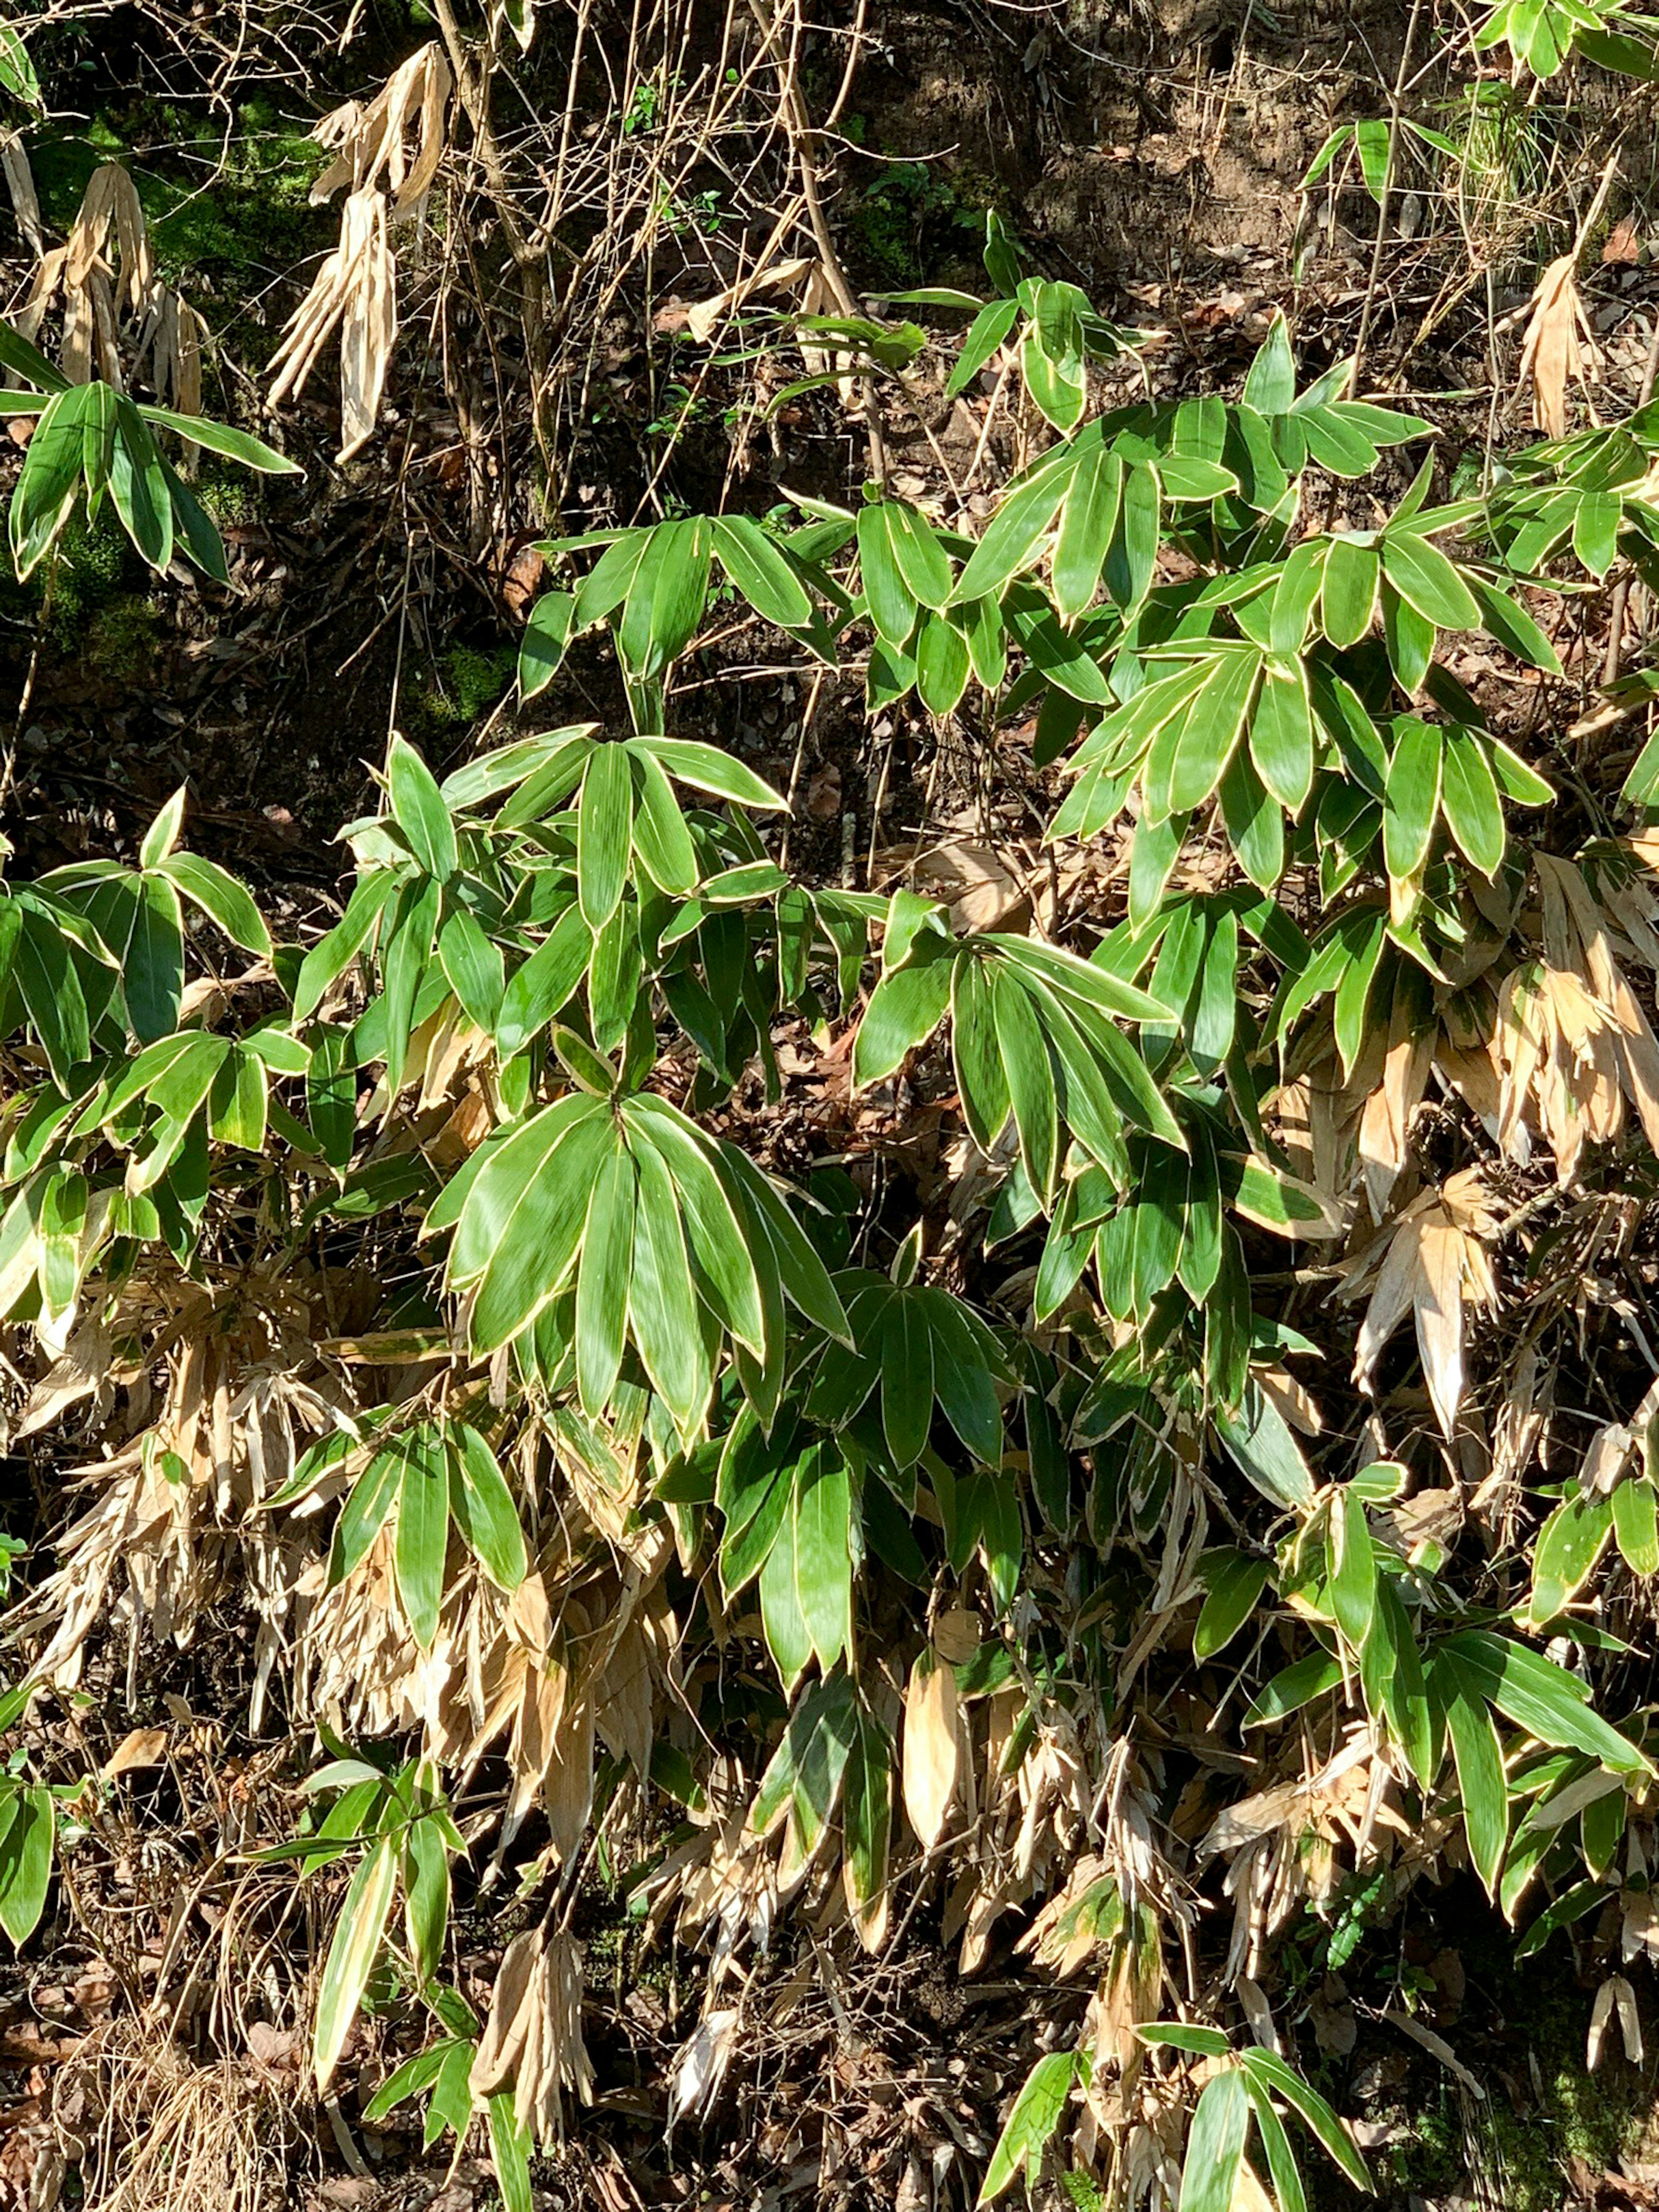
[1496,855,1659,1183]
[901,1646,960,1849]
[308,44,452,219]
[1602,215,1640,267]
[268,190,394,464]
[13,159,203,411]
[101,1726,167,1779]
[1,130,43,256]
[1588,1973,1644,2069]
[1357,985,1435,1220]
[1516,252,1597,438]
[681,255,817,346]
[666,2007,741,2133]
[268,44,451,461]
[1339,1167,1500,1438]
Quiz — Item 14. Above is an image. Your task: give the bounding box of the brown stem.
[1350,0,1426,395]
[1603,312,1659,687]
[427,0,556,452]
[744,0,887,488]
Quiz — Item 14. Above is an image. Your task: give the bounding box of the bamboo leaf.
[313,1834,398,2090]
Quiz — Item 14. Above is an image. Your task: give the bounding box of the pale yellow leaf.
[102,1726,166,1779]
[901,1649,959,1849]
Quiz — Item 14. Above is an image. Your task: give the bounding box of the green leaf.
[1468,575,1561,674]
[1382,718,1443,888]
[1242,2078,1308,2212]
[1236,2050,1371,2195]
[1486,738,1553,806]
[1138,2023,1233,2057]
[1023,285,1086,429]
[625,1099,766,1356]
[1104,457,1159,610]
[1330,1486,1376,1651]
[362,2043,451,2123]
[880,1291,936,1470]
[140,788,187,871]
[1440,1630,1649,1773]
[979,2051,1077,2204]
[1300,123,1352,190]
[394,1428,451,1648]
[628,1134,710,1432]
[1436,729,1505,881]
[328,1443,404,1586]
[1214,1378,1314,1508]
[617,515,711,678]
[758,1501,814,1692]
[843,1704,893,1939]
[722,1147,852,1343]
[518,588,575,698]
[948,456,1073,605]
[156,852,273,960]
[720,1459,791,1599]
[886,499,953,610]
[0,320,65,393]
[0,1790,51,1947]
[916,611,971,715]
[402,1812,451,1983]
[1194,1549,1271,1660]
[629,735,788,810]
[853,953,956,1087]
[1269,538,1327,653]
[578,742,635,929]
[1249,661,1315,814]
[994,966,1058,1197]
[109,396,173,571]
[1377,583,1434,707]
[454,1097,611,1343]
[1443,1678,1508,1896]
[448,1422,528,1591]
[946,296,1019,399]
[574,1142,636,1417]
[496,903,591,1057]
[487,2091,534,2212]
[986,935,1174,1027]
[1380,529,1481,631]
[1178,2069,1251,2212]
[1321,536,1379,648]
[1241,1651,1342,1728]
[1243,312,1297,413]
[793,1444,852,1671]
[858,501,921,645]
[11,384,92,578]
[312,1833,398,2089]
[0,25,37,104]
[712,513,816,629]
[140,404,300,474]
[1145,648,1261,817]
[1613,1478,1659,1578]
[437,904,505,1031]
[1052,441,1121,622]
[1530,1488,1613,1622]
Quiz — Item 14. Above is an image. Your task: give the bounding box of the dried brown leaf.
[1516,253,1597,438]
[901,1649,960,1849]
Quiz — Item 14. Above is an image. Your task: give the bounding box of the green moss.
[84,594,162,682]
[847,158,997,287]
[1324,1910,1651,2212]
[29,97,328,303]
[410,642,518,731]
[37,504,134,648]
[194,466,257,531]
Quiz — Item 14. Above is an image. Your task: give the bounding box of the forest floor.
[4,0,1659,2207]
